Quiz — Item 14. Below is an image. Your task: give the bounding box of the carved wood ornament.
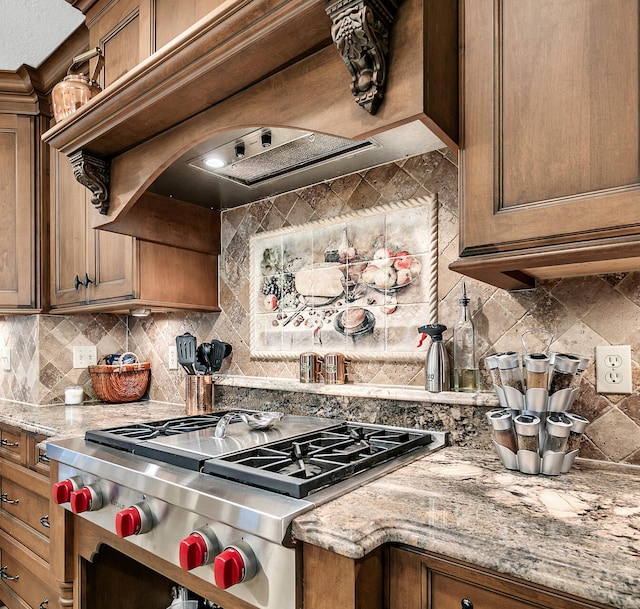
[326,0,399,114]
[69,150,111,214]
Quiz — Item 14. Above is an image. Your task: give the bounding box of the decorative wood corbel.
[326,0,398,114]
[69,150,111,214]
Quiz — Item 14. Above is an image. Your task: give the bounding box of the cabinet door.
[0,114,35,309]
[51,149,135,307]
[454,0,640,289]
[87,223,135,303]
[50,148,88,307]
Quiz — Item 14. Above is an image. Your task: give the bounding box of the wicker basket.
[89,352,150,403]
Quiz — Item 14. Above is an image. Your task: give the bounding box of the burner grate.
[203,424,434,498]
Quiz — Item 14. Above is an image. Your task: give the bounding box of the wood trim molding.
[326,0,399,114]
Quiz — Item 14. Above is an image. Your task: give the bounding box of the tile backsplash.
[1,149,639,465]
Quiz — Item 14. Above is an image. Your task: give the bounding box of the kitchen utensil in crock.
[209,340,232,372]
[214,411,284,438]
[176,333,197,375]
[196,342,212,375]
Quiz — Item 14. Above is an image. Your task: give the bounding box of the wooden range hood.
[43,0,458,247]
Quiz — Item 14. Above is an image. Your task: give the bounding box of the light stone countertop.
[292,447,640,609]
[0,399,186,439]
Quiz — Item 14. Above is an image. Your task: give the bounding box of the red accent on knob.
[70,487,92,514]
[214,548,246,589]
[115,507,142,538]
[179,533,208,570]
[52,479,75,504]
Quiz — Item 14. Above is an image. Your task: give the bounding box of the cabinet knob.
[82,273,94,287]
[39,600,48,609]
[40,515,50,529]
[74,274,81,290]
[461,599,473,609]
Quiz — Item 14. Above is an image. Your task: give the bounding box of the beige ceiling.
[0,0,84,71]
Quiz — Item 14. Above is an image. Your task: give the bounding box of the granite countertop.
[292,447,640,609]
[0,399,186,439]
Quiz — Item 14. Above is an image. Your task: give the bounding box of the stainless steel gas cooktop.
[47,410,447,609]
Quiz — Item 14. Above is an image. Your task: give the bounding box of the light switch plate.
[168,346,178,370]
[73,345,97,368]
[596,345,632,394]
[0,347,10,371]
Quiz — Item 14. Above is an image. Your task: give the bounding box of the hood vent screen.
[188,129,377,187]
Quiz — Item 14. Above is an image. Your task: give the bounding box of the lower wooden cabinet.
[0,424,71,609]
[302,544,613,609]
[387,546,610,609]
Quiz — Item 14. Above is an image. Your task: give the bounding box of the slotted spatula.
[175,332,197,375]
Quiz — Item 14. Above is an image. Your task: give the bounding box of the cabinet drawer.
[0,428,25,465]
[431,570,538,609]
[0,461,50,561]
[27,434,50,478]
[0,544,56,609]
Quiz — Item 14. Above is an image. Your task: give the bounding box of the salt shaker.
[486,408,518,470]
[523,352,550,414]
[496,351,524,411]
[541,413,573,475]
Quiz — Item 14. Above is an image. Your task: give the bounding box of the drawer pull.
[40,600,49,609]
[0,566,19,581]
[0,439,19,448]
[0,493,19,505]
[39,453,50,464]
[461,600,473,609]
[40,515,50,528]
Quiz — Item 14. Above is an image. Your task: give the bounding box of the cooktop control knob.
[213,540,257,589]
[115,502,153,538]
[179,526,219,570]
[52,476,84,505]
[70,484,103,514]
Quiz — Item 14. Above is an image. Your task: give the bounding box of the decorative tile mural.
[1,148,640,466]
[250,196,438,360]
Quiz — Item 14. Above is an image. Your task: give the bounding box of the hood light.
[204,156,226,169]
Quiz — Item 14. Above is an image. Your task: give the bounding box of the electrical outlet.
[596,345,632,394]
[0,347,10,371]
[168,346,178,370]
[73,345,97,368]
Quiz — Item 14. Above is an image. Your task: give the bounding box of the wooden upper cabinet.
[87,0,149,87]
[452,0,640,290]
[154,0,225,49]
[0,114,36,310]
[50,149,135,309]
[50,149,219,314]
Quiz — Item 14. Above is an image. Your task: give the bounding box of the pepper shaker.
[514,413,541,474]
